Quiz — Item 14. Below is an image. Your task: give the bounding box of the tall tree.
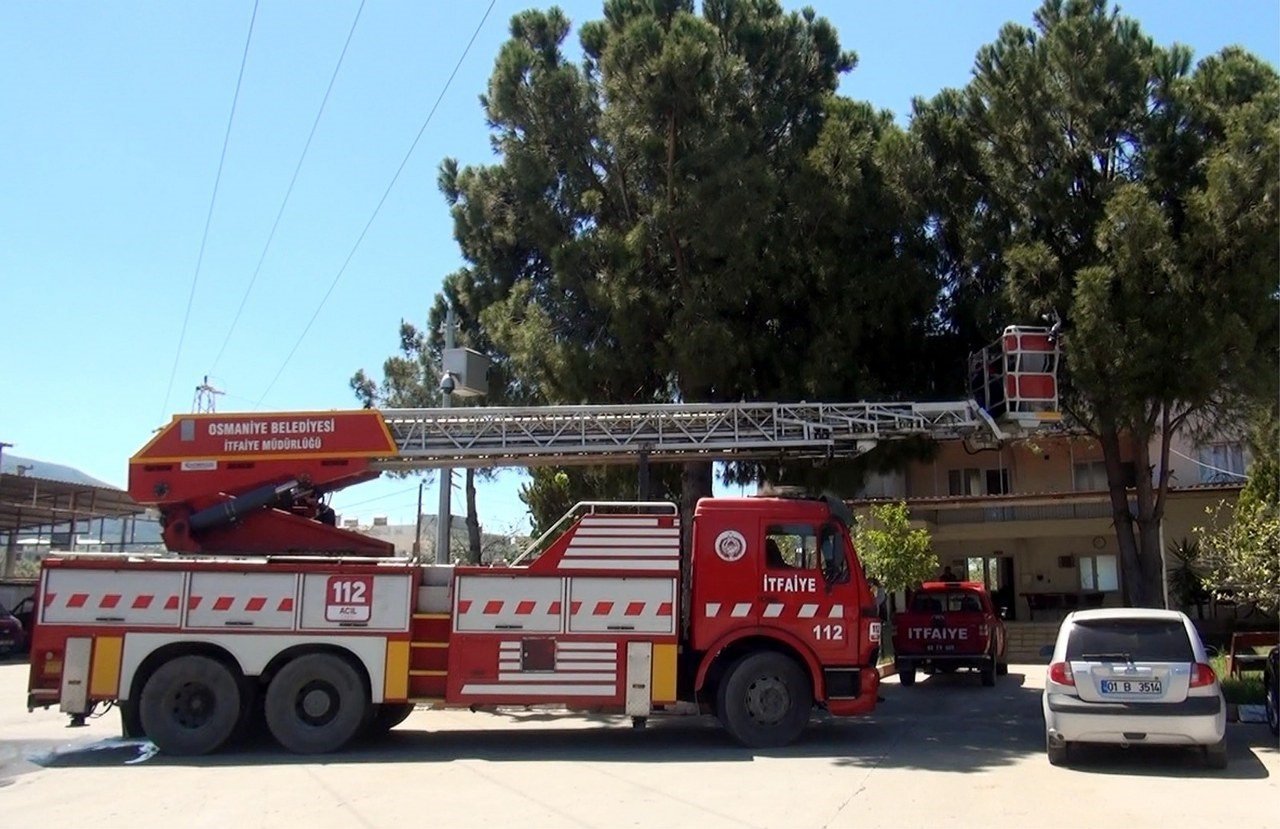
[440,1,936,530]
[913,0,1279,606]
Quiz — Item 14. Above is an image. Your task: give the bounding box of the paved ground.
[1,656,1276,828]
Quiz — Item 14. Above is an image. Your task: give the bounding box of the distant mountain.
[1,454,118,489]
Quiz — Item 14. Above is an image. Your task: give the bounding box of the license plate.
[1100,679,1161,695]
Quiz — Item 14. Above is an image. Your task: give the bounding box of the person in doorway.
[868,577,889,623]
[940,565,958,581]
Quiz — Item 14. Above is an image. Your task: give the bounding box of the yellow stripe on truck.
[89,636,123,698]
[384,640,410,701]
[652,643,677,703]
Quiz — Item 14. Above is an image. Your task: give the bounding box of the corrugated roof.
[0,472,142,533]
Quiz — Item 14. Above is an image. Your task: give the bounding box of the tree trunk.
[1101,422,1165,608]
[1131,434,1167,608]
[465,468,482,565]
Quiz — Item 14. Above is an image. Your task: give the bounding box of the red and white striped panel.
[186,572,297,629]
[461,640,618,697]
[454,575,563,633]
[567,577,676,634]
[703,601,846,620]
[558,516,680,572]
[43,570,185,627]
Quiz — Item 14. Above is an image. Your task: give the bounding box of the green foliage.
[1166,537,1209,613]
[852,502,937,594]
[912,0,1279,606]
[1199,410,1280,615]
[439,0,941,508]
[519,464,683,536]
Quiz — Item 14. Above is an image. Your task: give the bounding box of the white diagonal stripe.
[731,603,751,618]
[798,604,818,618]
[763,604,783,618]
[706,603,721,617]
[829,605,844,618]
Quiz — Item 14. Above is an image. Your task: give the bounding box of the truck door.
[760,522,859,663]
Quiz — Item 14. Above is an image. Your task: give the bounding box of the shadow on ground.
[18,670,1273,781]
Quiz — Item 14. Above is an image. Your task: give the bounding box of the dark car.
[1265,646,1279,738]
[0,602,24,656]
[10,595,34,638]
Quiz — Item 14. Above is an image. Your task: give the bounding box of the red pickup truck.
[892,581,1007,687]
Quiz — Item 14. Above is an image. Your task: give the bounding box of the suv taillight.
[1189,662,1217,688]
[1048,661,1075,686]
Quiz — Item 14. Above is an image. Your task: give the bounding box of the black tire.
[996,660,1009,676]
[1204,737,1228,769]
[897,662,916,687]
[1266,689,1278,737]
[265,653,369,754]
[716,652,811,748]
[367,703,415,736]
[1046,733,1069,766]
[119,696,144,739]
[139,654,243,756]
[980,655,997,687]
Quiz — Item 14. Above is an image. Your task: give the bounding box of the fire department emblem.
[715,530,747,562]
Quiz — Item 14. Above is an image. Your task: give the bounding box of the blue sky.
[2,0,1276,536]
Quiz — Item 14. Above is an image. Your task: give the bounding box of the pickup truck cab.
[892,581,1007,687]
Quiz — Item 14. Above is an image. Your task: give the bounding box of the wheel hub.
[745,676,789,724]
[169,681,216,729]
[296,680,339,726]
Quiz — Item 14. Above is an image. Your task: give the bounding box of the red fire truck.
[25,392,1048,755]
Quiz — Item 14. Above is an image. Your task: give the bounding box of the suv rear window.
[910,591,983,614]
[1065,619,1194,662]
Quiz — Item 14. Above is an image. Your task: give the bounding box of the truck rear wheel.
[265,653,369,754]
[981,655,997,686]
[139,654,242,756]
[366,703,415,736]
[896,662,916,687]
[717,652,811,748]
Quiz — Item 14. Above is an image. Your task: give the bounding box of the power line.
[208,0,368,376]
[253,0,498,408]
[159,0,261,418]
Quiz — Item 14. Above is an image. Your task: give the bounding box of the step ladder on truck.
[25,331,1060,755]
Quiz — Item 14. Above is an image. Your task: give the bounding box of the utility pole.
[435,304,456,562]
[413,478,424,558]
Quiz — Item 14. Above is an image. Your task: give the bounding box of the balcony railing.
[912,500,1129,526]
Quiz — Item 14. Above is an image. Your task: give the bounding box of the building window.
[1074,460,1137,491]
[764,524,818,569]
[948,468,1010,496]
[1198,442,1246,484]
[1079,555,1119,592]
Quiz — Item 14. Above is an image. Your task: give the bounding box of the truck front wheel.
[896,661,916,687]
[717,652,812,748]
[265,653,369,754]
[139,654,243,755]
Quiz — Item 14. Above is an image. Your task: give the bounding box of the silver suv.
[1042,609,1226,768]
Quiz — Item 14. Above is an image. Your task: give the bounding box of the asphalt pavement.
[1,656,1276,828]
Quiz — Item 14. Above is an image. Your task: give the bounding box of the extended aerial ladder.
[127,395,1044,556]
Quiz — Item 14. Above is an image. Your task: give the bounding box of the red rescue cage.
[968,326,1061,427]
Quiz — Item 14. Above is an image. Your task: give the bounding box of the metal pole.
[435,304,456,562]
[413,478,424,557]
